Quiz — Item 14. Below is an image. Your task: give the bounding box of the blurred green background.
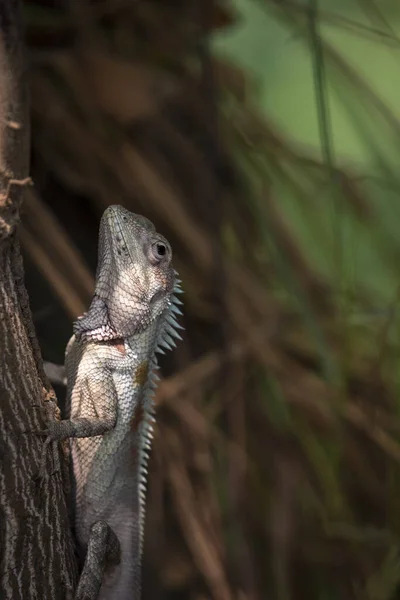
[20,0,400,598]
[216,0,400,307]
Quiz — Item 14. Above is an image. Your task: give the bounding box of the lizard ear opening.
[149,289,165,305]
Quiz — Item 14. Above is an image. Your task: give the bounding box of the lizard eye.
[150,241,168,262]
[155,243,166,257]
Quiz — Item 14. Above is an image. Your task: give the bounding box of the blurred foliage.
[19,0,400,599]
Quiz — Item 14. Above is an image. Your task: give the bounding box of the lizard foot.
[75,521,121,600]
[35,420,75,479]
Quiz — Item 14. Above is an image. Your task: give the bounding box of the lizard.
[39,204,183,600]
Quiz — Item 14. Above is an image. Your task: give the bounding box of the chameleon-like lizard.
[40,205,183,600]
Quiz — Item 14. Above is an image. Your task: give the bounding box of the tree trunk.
[0,2,77,598]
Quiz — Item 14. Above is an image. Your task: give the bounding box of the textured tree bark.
[0,2,78,598]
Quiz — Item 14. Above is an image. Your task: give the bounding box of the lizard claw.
[35,422,63,479]
[34,429,50,437]
[37,436,61,479]
[37,436,52,480]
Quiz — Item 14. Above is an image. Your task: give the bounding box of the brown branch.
[0,3,77,598]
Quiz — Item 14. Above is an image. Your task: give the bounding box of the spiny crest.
[138,272,184,554]
[155,274,184,355]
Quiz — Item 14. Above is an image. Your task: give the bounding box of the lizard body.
[42,205,182,599]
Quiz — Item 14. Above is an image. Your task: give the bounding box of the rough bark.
[0,2,77,598]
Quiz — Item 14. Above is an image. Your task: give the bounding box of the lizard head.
[74,205,178,340]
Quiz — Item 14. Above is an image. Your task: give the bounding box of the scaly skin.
[41,206,183,600]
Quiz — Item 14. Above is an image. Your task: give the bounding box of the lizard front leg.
[38,370,118,475]
[37,412,117,476]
